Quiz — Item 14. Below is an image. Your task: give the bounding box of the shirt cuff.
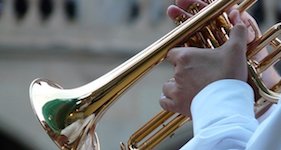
[191,79,255,134]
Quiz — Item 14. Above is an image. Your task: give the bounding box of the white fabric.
[246,102,281,150]
[180,79,281,150]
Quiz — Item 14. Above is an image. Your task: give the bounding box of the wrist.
[191,79,255,134]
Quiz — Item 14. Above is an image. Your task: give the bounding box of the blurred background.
[0,0,280,149]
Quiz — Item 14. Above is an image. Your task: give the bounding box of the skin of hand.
[160,9,248,117]
[166,0,280,89]
[160,0,280,116]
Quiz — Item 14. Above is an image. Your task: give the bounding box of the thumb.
[225,10,248,53]
[219,11,248,82]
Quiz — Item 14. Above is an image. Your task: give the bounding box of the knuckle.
[228,41,245,53]
[162,82,170,95]
[177,50,192,64]
[233,24,248,39]
[174,72,184,84]
[236,23,247,33]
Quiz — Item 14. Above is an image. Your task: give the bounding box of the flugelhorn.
[29,0,281,149]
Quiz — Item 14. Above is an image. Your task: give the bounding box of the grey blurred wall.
[0,0,280,150]
[0,0,175,149]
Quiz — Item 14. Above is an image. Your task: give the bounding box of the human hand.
[160,10,248,116]
[166,0,280,89]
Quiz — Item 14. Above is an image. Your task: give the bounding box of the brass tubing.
[128,111,174,144]
[247,27,281,103]
[238,0,257,13]
[81,0,240,131]
[126,0,257,149]
[247,23,281,59]
[271,80,281,93]
[125,0,242,149]
[257,38,281,73]
[138,115,189,150]
[29,0,264,149]
[271,38,281,49]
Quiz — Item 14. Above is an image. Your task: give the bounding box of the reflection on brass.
[29,0,281,149]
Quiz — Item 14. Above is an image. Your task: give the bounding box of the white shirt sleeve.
[180,79,259,150]
[246,101,281,150]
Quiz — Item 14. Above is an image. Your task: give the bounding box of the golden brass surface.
[29,0,281,149]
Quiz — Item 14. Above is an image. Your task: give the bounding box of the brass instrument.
[29,0,281,149]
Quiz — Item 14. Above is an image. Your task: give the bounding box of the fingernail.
[160,93,167,99]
